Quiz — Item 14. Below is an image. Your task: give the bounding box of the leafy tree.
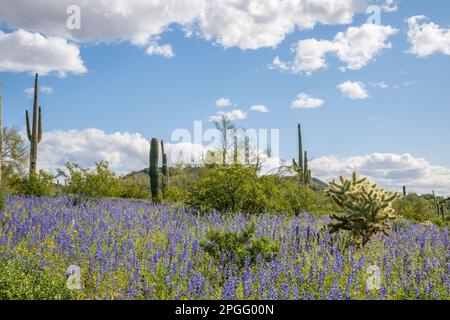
[213,115,237,164]
[1,127,27,181]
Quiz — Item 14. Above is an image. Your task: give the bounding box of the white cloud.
[250,105,269,113]
[370,81,389,89]
[310,153,450,195]
[39,129,150,174]
[0,0,367,51]
[406,16,450,58]
[291,93,325,109]
[215,98,232,108]
[146,44,175,58]
[0,29,87,76]
[209,109,247,122]
[272,23,397,74]
[381,0,398,12]
[338,81,369,99]
[25,86,54,98]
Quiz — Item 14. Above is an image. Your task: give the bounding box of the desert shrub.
[201,222,279,269]
[163,186,189,205]
[327,172,400,247]
[187,163,268,213]
[187,163,334,215]
[259,176,336,215]
[7,171,55,197]
[118,180,149,199]
[58,162,148,205]
[392,194,435,222]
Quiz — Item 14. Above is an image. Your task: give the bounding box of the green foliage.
[0,258,74,300]
[57,162,148,205]
[7,170,54,197]
[393,194,435,222]
[188,163,265,213]
[328,172,400,247]
[149,138,160,202]
[163,186,188,205]
[1,127,28,181]
[187,163,334,215]
[201,222,279,269]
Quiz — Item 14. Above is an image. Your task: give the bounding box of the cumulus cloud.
[146,44,174,58]
[310,153,450,195]
[209,109,247,122]
[291,93,325,109]
[338,81,369,99]
[272,23,397,74]
[250,105,269,113]
[0,29,87,76]
[406,16,450,58]
[215,98,232,107]
[0,0,368,51]
[39,129,150,174]
[37,128,282,175]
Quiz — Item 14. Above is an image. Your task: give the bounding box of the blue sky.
[0,0,449,194]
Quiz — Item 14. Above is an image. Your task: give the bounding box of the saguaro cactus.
[161,140,169,194]
[303,150,309,186]
[298,124,303,172]
[292,124,313,187]
[25,73,43,177]
[402,186,407,196]
[149,138,160,201]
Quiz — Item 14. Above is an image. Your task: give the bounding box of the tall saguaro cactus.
[25,73,43,177]
[293,123,311,186]
[161,140,169,195]
[149,138,160,201]
[298,124,303,172]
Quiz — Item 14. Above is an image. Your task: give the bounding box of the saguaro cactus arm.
[26,110,32,141]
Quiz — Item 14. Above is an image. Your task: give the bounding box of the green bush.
[187,163,334,215]
[259,175,336,215]
[188,163,266,213]
[57,162,148,205]
[201,222,279,269]
[392,194,435,222]
[7,171,55,197]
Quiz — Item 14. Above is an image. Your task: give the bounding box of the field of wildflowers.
[0,195,448,300]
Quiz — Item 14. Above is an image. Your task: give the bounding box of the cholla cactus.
[328,172,400,247]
